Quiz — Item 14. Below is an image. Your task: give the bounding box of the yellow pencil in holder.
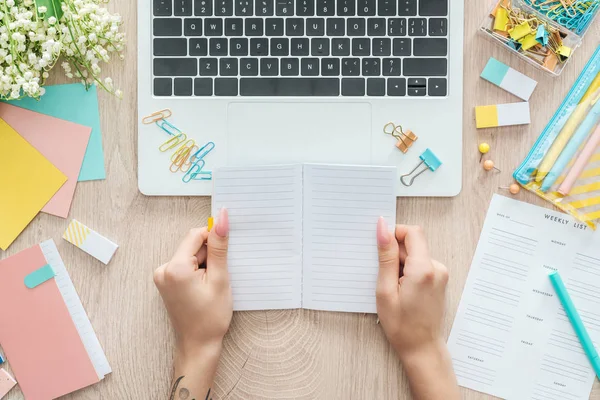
[159,133,187,152]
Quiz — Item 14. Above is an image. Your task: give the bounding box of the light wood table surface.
[3,0,600,399]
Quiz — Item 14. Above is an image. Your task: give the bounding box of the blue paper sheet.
[5,84,105,181]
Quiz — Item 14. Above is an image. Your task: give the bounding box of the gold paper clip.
[384,122,418,154]
[159,133,187,152]
[142,109,172,125]
[170,140,196,172]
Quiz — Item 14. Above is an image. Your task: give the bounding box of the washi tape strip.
[24,264,55,289]
[481,57,538,101]
[63,219,119,265]
[475,103,531,129]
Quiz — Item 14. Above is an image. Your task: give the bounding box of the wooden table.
[3,0,600,398]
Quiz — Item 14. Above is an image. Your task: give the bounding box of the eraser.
[0,368,16,398]
[24,264,55,289]
[476,103,531,129]
[481,58,538,101]
[63,219,118,265]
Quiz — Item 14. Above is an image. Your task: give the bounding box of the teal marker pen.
[549,271,600,379]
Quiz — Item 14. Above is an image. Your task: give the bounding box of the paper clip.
[159,133,187,152]
[192,141,215,161]
[180,145,199,172]
[384,122,418,154]
[170,140,196,172]
[142,109,172,125]
[400,149,442,187]
[182,159,213,183]
[156,119,182,136]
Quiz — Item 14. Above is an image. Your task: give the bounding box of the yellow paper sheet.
[0,118,67,250]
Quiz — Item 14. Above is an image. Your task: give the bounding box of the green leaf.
[35,0,64,20]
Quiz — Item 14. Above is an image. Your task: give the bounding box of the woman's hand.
[154,208,232,400]
[375,217,459,400]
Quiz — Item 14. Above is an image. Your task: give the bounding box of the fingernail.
[215,207,229,237]
[377,217,390,246]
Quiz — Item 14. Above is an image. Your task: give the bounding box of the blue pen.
[542,95,600,191]
[549,271,600,379]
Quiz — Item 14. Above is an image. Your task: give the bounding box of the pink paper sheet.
[0,244,99,400]
[0,104,92,218]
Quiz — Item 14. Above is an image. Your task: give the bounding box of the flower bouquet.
[0,0,125,100]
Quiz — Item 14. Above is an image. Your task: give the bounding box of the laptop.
[138,0,464,196]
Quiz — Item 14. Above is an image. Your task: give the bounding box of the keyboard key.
[297,0,315,15]
[342,58,360,76]
[190,38,208,55]
[286,18,304,35]
[236,0,253,15]
[367,18,385,36]
[194,78,213,95]
[153,18,182,36]
[240,58,259,76]
[342,78,365,96]
[397,0,416,15]
[195,0,212,15]
[403,58,447,76]
[281,58,300,76]
[332,38,350,56]
[256,0,274,14]
[321,58,340,76]
[292,38,310,55]
[230,38,248,55]
[337,0,356,16]
[239,78,340,96]
[174,0,193,15]
[419,0,447,16]
[154,78,172,95]
[408,77,426,87]
[271,38,290,55]
[383,58,401,76]
[261,58,279,75]
[265,18,284,35]
[367,78,385,96]
[317,0,335,15]
[413,38,447,56]
[215,0,234,15]
[225,18,244,35]
[387,18,406,36]
[204,18,223,35]
[210,38,228,55]
[372,38,391,56]
[307,18,325,35]
[154,38,187,56]
[276,0,294,15]
[352,38,370,56]
[408,18,426,36]
[200,58,218,75]
[154,58,197,76]
[174,77,193,95]
[347,18,365,36]
[392,38,411,56]
[250,38,269,55]
[357,0,375,15]
[428,78,447,96]
[408,87,426,96]
[184,18,203,35]
[245,18,264,35]
[327,18,345,36]
[154,0,172,16]
[311,38,330,55]
[429,18,447,36]
[215,78,238,95]
[387,78,406,96]
[362,58,380,76]
[377,0,395,15]
[301,58,320,75]
[220,58,239,76]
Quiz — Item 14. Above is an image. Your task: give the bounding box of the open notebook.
[212,164,397,313]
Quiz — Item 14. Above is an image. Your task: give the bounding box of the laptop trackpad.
[227,102,372,165]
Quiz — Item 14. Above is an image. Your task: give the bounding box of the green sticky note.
[5,84,105,181]
[24,264,55,289]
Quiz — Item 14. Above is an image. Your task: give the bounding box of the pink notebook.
[0,240,110,399]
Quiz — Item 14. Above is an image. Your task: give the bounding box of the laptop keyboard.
[152,0,449,97]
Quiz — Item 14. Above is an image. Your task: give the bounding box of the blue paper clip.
[182,159,213,183]
[155,119,182,136]
[191,141,215,161]
[400,148,442,187]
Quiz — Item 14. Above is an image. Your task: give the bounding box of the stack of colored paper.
[0,84,105,250]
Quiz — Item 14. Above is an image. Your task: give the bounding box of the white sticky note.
[497,102,531,126]
[481,58,538,101]
[63,220,118,265]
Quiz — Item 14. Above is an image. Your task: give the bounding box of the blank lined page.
[212,165,303,311]
[302,164,397,313]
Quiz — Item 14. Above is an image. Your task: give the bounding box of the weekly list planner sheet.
[448,194,600,400]
[212,164,397,313]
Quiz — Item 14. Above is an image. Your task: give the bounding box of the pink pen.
[558,125,600,195]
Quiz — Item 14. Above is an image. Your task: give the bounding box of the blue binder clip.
[400,148,442,187]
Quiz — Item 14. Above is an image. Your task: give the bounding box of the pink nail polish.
[215,208,229,237]
[377,217,389,246]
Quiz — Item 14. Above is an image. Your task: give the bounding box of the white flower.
[37,6,47,13]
